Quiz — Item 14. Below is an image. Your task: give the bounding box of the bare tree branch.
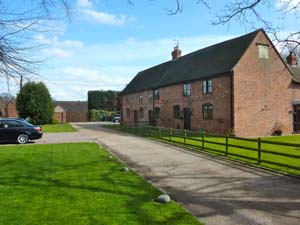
[0,0,70,89]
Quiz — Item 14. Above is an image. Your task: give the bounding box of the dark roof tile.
[54,101,88,112]
[121,29,261,95]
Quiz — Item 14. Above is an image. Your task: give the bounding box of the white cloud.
[14,33,242,101]
[34,34,83,58]
[80,9,136,26]
[50,48,73,58]
[276,0,300,11]
[39,66,131,100]
[73,34,236,66]
[77,0,93,8]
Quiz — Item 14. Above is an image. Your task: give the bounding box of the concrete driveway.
[39,122,300,225]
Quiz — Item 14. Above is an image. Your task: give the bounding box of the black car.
[0,118,43,144]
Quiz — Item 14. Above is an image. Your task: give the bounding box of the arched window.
[139,107,144,118]
[203,103,213,120]
[173,105,180,119]
[154,107,160,118]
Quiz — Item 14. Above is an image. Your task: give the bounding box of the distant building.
[0,99,18,118]
[5,100,18,118]
[120,29,300,137]
[0,99,4,117]
[53,101,88,123]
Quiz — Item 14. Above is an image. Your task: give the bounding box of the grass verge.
[42,123,77,133]
[0,143,202,225]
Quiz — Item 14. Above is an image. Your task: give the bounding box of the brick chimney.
[171,46,182,60]
[286,51,297,66]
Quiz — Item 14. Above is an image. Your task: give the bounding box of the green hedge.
[90,109,116,121]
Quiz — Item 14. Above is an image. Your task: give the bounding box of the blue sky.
[1,0,298,100]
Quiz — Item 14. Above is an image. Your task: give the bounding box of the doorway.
[148,110,154,125]
[183,107,192,130]
[134,110,138,124]
[293,104,300,133]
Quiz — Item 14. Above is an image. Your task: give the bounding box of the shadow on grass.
[0,151,200,225]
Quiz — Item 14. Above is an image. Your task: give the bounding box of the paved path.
[40,122,300,225]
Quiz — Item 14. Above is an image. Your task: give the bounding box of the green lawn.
[0,143,202,225]
[101,124,300,176]
[42,123,77,133]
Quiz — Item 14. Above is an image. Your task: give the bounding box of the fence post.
[225,135,228,156]
[184,129,186,145]
[159,127,161,138]
[149,126,152,137]
[169,128,172,142]
[258,137,261,164]
[202,131,205,149]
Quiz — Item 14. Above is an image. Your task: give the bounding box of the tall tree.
[16,82,54,124]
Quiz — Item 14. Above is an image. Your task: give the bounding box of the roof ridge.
[138,29,261,75]
[122,29,262,95]
[178,28,261,61]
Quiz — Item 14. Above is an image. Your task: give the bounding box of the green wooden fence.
[119,124,300,175]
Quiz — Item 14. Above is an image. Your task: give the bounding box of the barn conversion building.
[120,29,300,137]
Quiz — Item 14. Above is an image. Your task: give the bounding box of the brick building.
[0,100,19,118]
[53,101,88,123]
[120,29,300,137]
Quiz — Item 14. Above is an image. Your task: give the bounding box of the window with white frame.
[148,93,153,102]
[183,83,191,96]
[202,80,212,94]
[154,89,160,100]
[139,95,143,104]
[258,44,269,59]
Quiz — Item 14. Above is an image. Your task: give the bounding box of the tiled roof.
[54,101,88,112]
[288,65,300,83]
[121,29,261,95]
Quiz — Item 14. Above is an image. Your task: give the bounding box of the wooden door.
[134,110,138,124]
[293,105,300,133]
[148,110,154,125]
[183,108,192,130]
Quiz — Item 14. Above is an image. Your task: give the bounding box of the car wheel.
[17,133,29,144]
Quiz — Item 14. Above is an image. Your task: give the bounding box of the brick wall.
[53,112,66,123]
[233,30,299,137]
[122,75,232,134]
[4,100,18,118]
[155,75,232,133]
[122,89,154,124]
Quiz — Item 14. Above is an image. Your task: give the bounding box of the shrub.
[16,82,54,124]
[50,118,59,124]
[90,109,116,121]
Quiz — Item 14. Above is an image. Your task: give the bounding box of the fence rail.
[119,124,300,175]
